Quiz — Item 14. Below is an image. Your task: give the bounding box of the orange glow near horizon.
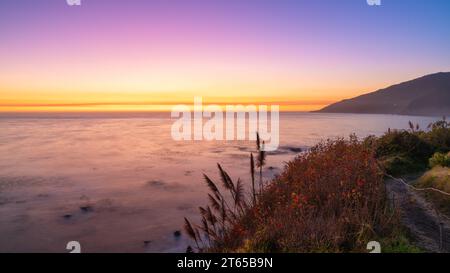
[0,95,335,112]
[0,68,436,113]
[0,65,377,113]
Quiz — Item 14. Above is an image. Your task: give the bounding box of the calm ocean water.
[0,112,440,252]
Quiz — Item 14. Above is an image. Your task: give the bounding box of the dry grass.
[416,166,450,216]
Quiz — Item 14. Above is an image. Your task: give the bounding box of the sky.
[1,0,450,112]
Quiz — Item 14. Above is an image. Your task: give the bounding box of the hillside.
[318,72,450,116]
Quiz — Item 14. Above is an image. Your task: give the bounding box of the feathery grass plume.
[206,206,217,228]
[250,153,256,205]
[220,198,227,231]
[199,206,208,217]
[205,169,236,215]
[195,228,204,247]
[407,121,420,133]
[184,217,199,249]
[204,174,222,201]
[408,120,414,132]
[201,216,211,244]
[203,173,219,193]
[208,193,221,211]
[234,178,245,213]
[202,205,218,237]
[183,138,267,252]
[217,163,235,196]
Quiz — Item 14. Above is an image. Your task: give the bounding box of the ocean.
[0,112,440,252]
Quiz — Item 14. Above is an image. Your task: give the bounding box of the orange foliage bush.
[186,136,398,252]
[206,137,397,252]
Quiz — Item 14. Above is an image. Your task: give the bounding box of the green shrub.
[380,155,425,176]
[375,130,433,160]
[373,118,450,175]
[373,130,433,175]
[429,152,450,168]
[423,118,450,153]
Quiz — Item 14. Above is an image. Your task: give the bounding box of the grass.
[415,166,450,216]
[381,231,422,253]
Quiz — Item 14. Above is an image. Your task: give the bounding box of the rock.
[288,147,302,153]
[147,180,165,187]
[80,205,93,212]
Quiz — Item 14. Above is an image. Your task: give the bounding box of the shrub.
[423,118,450,153]
[375,130,433,161]
[246,138,395,252]
[429,152,450,168]
[186,137,399,252]
[373,130,433,175]
[379,155,424,176]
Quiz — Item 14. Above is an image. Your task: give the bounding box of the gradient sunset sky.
[1,0,450,112]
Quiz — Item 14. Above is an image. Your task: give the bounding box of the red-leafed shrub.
[241,137,394,252]
[186,136,399,252]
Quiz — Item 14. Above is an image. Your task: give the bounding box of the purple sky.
[1,0,449,111]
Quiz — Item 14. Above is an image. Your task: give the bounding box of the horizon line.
[0,100,335,108]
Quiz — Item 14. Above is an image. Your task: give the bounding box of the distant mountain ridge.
[317,72,450,116]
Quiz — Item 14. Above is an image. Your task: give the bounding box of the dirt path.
[385,177,450,253]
